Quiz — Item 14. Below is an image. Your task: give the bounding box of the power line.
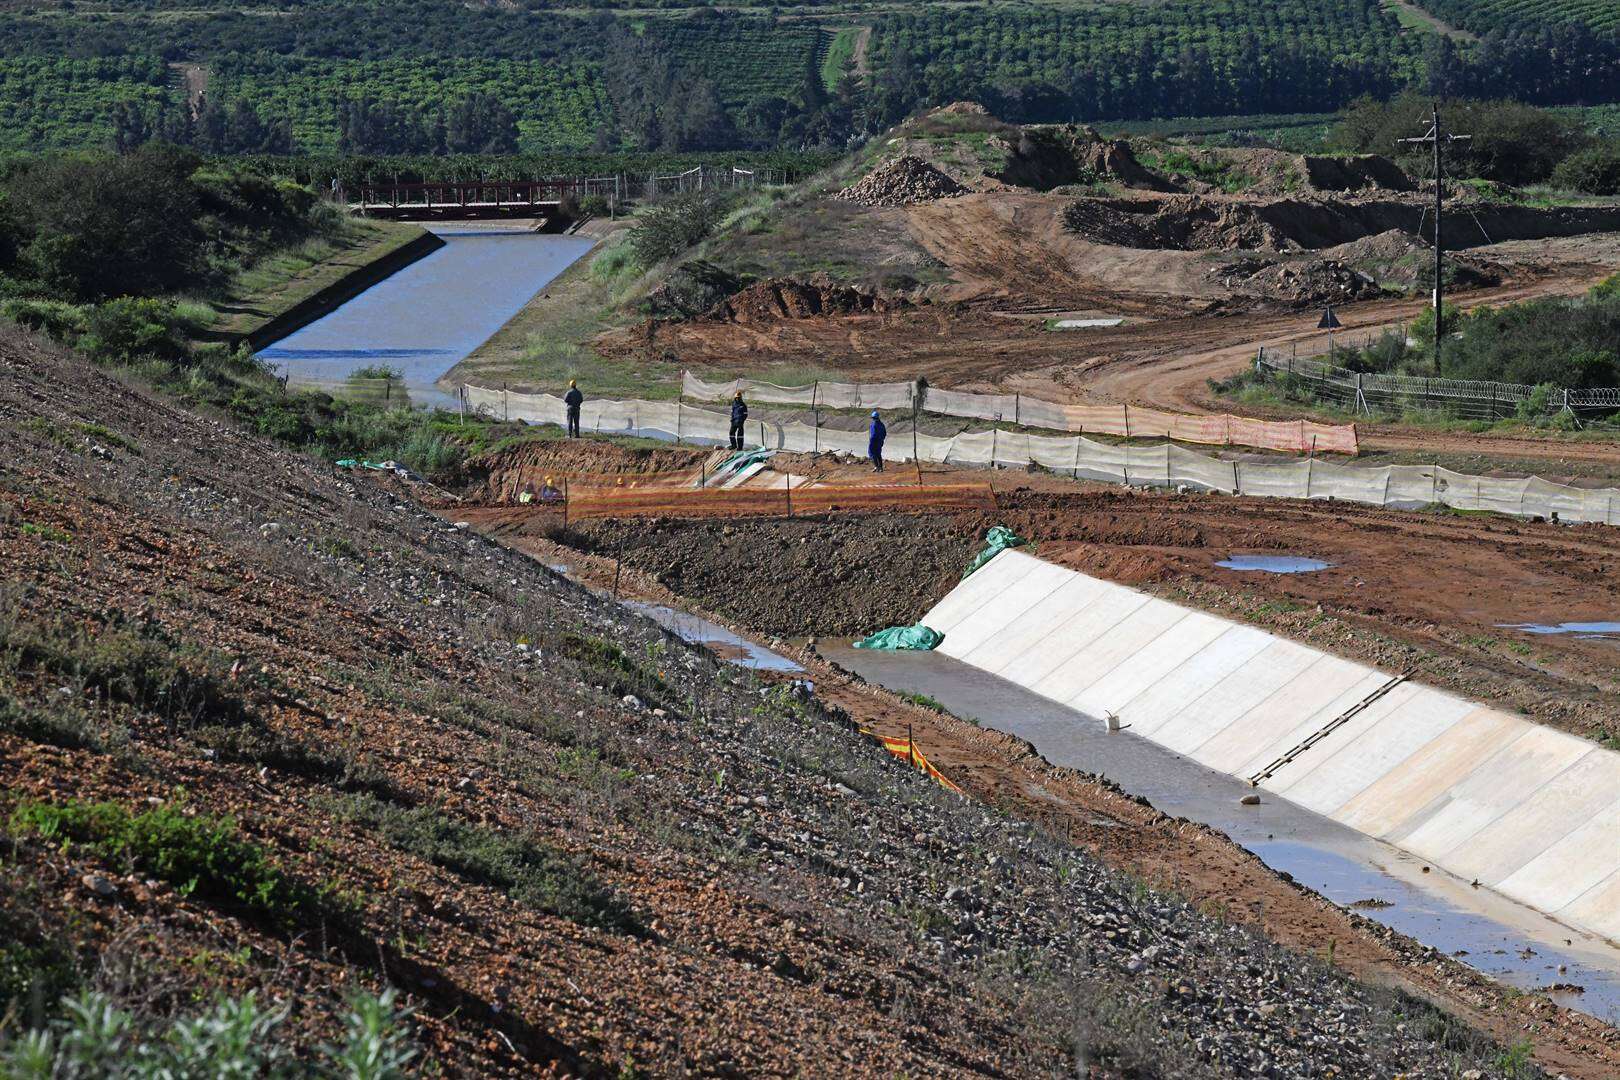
[1399,102,1472,377]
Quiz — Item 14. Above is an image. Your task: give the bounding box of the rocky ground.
[0,333,1555,1075]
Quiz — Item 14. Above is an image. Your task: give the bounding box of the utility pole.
[1399,103,1471,377]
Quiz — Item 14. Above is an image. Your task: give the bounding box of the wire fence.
[463,384,1620,526]
[682,372,1359,454]
[1255,349,1620,422]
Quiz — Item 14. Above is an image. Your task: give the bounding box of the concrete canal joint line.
[921,548,1620,945]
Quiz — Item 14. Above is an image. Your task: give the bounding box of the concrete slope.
[923,549,1620,943]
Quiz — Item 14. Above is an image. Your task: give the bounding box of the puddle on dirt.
[825,643,1620,1021]
[1217,554,1333,574]
[1053,317,1124,329]
[1498,621,1620,637]
[623,601,803,673]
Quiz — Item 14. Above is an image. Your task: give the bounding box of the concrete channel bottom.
[822,642,1620,1021]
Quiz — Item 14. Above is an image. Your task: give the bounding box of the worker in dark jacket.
[868,410,887,472]
[564,379,583,438]
[729,390,748,451]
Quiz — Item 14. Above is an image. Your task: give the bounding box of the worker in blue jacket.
[868,410,887,472]
[729,390,748,450]
[564,379,584,438]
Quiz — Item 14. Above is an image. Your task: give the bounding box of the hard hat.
[734,389,743,398]
[871,410,880,418]
[568,379,577,387]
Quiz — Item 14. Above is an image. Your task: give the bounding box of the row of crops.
[0,57,173,153]
[653,19,822,107]
[1424,0,1620,37]
[867,0,1428,120]
[210,57,615,153]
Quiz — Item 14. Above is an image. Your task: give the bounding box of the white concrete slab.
[1027,599,1187,706]
[1117,625,1276,737]
[1558,868,1620,942]
[1392,726,1594,861]
[1334,708,1527,839]
[1193,658,1375,776]
[1006,585,1154,691]
[1239,669,1394,783]
[1443,750,1620,888]
[1152,639,1324,755]
[921,551,1033,636]
[1498,796,1620,914]
[963,574,1111,675]
[920,552,1620,945]
[1265,688,1475,818]
[1071,610,1234,721]
[939,559,1080,660]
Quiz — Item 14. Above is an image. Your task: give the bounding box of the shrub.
[78,297,186,364]
[0,298,86,342]
[10,800,337,932]
[0,988,414,1078]
[1553,143,1620,196]
[630,192,734,266]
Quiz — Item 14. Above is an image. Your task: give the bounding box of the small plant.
[0,988,414,1078]
[9,799,339,932]
[17,522,72,543]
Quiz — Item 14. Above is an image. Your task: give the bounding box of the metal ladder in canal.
[1247,668,1416,787]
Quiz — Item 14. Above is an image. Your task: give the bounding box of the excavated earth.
[13,334,1607,1074]
[564,482,1620,748]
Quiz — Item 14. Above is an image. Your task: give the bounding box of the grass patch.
[17,522,72,544]
[323,792,640,934]
[10,800,341,933]
[897,690,945,712]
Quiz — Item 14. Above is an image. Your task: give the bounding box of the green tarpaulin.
[852,624,944,651]
[964,525,1027,578]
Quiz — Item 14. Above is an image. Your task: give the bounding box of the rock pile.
[836,155,965,207]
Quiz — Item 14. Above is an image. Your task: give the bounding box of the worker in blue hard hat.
[868,409,887,473]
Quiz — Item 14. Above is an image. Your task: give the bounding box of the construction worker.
[729,390,748,451]
[868,409,887,472]
[564,379,584,438]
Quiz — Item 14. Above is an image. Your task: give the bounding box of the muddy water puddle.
[1217,554,1333,574]
[1498,621,1620,639]
[622,601,803,673]
[825,643,1620,1021]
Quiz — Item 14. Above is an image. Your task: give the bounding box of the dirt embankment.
[577,514,980,637]
[462,439,707,503]
[562,485,1620,746]
[703,278,913,324]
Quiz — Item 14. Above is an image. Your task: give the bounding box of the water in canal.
[257,226,593,404]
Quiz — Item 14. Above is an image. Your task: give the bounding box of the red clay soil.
[497,526,1620,1080]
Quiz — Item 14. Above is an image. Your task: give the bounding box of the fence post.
[503,382,509,422]
[1232,460,1240,495]
[785,473,792,518]
[991,426,998,467]
[384,376,391,403]
[912,419,920,485]
[812,381,820,452]
[1014,393,1020,426]
[459,384,466,426]
[1305,439,1315,499]
[675,400,682,445]
[1073,432,1083,479]
[1123,403,1131,439]
[563,478,569,529]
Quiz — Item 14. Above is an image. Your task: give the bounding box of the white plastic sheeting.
[464,384,1620,525]
[680,372,1358,452]
[924,550,1620,942]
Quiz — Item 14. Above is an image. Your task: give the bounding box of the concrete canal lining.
[920,549,1620,945]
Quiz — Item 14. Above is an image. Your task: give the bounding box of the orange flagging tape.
[860,728,964,795]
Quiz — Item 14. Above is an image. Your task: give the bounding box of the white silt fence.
[463,385,1620,526]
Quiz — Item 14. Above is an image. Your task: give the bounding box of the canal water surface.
[257,226,593,403]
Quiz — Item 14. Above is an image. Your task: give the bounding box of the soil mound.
[465,439,706,503]
[995,125,1173,193]
[837,155,966,207]
[1303,155,1415,193]
[1209,255,1383,305]
[705,278,911,324]
[1063,196,1294,251]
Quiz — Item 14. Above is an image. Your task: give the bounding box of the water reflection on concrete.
[624,601,803,673]
[1217,554,1333,574]
[823,642,1620,1020]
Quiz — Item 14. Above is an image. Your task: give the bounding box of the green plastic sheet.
[964,525,1027,578]
[852,624,944,651]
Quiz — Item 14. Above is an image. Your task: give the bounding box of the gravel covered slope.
[0,331,1527,1077]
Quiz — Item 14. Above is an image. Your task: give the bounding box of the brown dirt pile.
[837,155,966,207]
[463,437,707,503]
[1209,255,1384,304]
[704,278,912,323]
[1063,195,1295,251]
